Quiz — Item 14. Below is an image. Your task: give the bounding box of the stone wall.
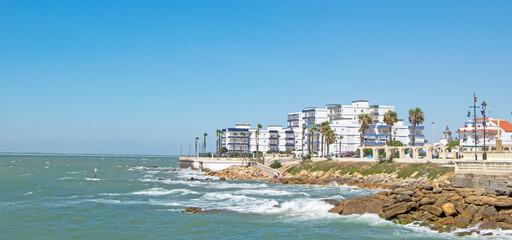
[452,173,512,191]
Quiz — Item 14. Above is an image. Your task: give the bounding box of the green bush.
[301,154,312,165]
[270,160,282,169]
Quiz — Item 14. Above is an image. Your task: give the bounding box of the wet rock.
[322,199,340,206]
[328,202,345,214]
[453,217,471,228]
[341,195,384,216]
[157,178,165,181]
[185,207,202,213]
[219,177,226,181]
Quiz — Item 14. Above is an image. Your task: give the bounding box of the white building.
[288,100,425,155]
[222,124,294,154]
[222,100,426,157]
[456,117,512,150]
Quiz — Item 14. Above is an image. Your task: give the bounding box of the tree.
[203,132,207,154]
[232,132,238,156]
[338,135,344,156]
[408,107,425,146]
[195,137,199,156]
[320,121,330,157]
[247,132,252,156]
[256,124,262,160]
[383,110,398,145]
[325,129,335,157]
[358,113,373,147]
[301,125,307,156]
[215,129,222,154]
[240,132,245,155]
[275,134,281,153]
[310,125,319,156]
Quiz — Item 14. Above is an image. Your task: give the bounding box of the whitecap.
[24,192,33,195]
[84,178,102,181]
[58,177,74,180]
[132,188,199,196]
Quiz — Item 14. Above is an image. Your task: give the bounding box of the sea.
[1,155,511,239]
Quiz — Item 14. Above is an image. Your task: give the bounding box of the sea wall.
[452,173,512,192]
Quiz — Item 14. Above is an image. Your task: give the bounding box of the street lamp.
[481,101,487,160]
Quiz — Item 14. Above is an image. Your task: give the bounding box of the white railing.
[455,160,512,175]
[255,163,280,177]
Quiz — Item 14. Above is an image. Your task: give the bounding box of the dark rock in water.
[273,205,281,208]
[219,177,226,181]
[185,207,203,213]
[322,199,340,206]
[157,178,165,181]
[172,169,177,172]
[149,166,159,168]
[163,170,169,172]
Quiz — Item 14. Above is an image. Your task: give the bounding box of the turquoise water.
[1,155,510,239]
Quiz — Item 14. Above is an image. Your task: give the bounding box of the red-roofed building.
[457,117,512,148]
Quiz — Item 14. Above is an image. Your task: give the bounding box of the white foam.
[58,177,74,180]
[84,178,102,181]
[24,192,33,195]
[234,189,309,197]
[146,171,159,174]
[132,188,199,196]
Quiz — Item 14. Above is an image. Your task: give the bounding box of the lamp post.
[430,121,435,145]
[481,101,487,160]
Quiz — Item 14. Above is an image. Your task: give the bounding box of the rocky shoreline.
[204,163,512,235]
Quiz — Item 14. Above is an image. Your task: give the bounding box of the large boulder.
[442,202,457,217]
[340,195,385,216]
[383,202,415,219]
[422,205,444,217]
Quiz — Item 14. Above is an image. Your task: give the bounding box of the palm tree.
[338,135,344,156]
[358,113,373,147]
[203,132,207,154]
[247,132,252,156]
[195,137,199,156]
[232,132,238,157]
[383,110,399,145]
[325,129,334,157]
[256,124,262,160]
[276,134,281,153]
[319,121,330,157]
[310,125,319,156]
[409,107,425,146]
[301,125,307,156]
[218,131,224,155]
[240,132,245,157]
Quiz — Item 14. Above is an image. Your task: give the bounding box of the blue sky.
[1,0,511,154]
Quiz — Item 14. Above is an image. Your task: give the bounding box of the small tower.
[443,124,452,142]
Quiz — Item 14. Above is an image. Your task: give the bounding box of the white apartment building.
[456,117,512,149]
[222,124,294,154]
[288,100,425,155]
[222,100,425,157]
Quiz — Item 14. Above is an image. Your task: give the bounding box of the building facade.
[222,100,426,156]
[456,117,512,149]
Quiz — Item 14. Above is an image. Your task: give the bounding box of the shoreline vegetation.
[204,161,512,236]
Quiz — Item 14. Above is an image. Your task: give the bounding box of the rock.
[395,194,412,203]
[157,178,165,181]
[442,203,457,217]
[481,206,498,221]
[498,222,512,230]
[453,217,471,228]
[433,187,442,194]
[433,216,455,227]
[474,189,485,196]
[341,196,384,216]
[185,207,202,213]
[419,197,435,206]
[460,204,478,219]
[401,191,414,196]
[479,221,499,229]
[328,202,345,214]
[219,177,226,181]
[273,205,280,208]
[322,199,340,206]
[424,185,434,190]
[383,202,415,219]
[422,205,444,217]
